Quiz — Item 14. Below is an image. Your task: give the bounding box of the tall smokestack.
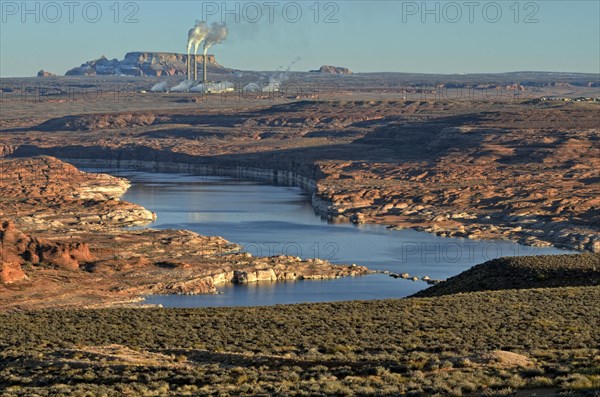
[187,26,194,81]
[187,55,191,80]
[186,20,227,84]
[188,20,209,81]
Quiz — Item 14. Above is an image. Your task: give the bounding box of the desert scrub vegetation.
[414,253,600,297]
[0,286,599,396]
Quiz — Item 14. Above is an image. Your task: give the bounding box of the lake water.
[98,170,572,307]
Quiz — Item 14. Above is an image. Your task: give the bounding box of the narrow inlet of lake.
[100,170,572,307]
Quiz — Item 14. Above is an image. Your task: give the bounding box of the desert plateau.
[1,3,599,396]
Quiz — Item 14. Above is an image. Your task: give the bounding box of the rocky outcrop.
[36,113,156,132]
[0,262,27,284]
[24,239,94,271]
[65,52,223,77]
[158,277,218,295]
[0,156,156,229]
[37,70,56,77]
[0,144,16,157]
[0,156,127,200]
[0,220,95,278]
[153,258,369,295]
[233,268,277,283]
[311,65,353,74]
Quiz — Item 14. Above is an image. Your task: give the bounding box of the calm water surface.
[97,170,572,307]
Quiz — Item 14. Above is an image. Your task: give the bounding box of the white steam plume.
[203,22,228,54]
[170,80,196,92]
[188,21,209,55]
[151,81,169,92]
[187,20,227,81]
[191,21,210,54]
[187,21,211,80]
[190,81,234,93]
[260,57,302,92]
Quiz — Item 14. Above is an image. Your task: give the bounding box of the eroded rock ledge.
[0,156,156,231]
[65,158,598,253]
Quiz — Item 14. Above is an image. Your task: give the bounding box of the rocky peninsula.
[0,156,368,311]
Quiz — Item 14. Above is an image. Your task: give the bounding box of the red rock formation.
[0,145,16,157]
[37,70,57,77]
[0,220,95,278]
[0,262,27,284]
[311,65,353,74]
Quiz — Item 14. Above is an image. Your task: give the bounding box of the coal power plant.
[150,19,277,94]
[150,21,231,93]
[186,21,228,84]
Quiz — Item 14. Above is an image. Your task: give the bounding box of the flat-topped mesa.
[65,52,222,77]
[310,65,353,74]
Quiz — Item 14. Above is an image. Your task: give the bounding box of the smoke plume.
[187,21,210,55]
[170,80,196,92]
[191,81,234,93]
[185,20,229,83]
[203,22,229,55]
[150,81,169,92]
[262,57,302,92]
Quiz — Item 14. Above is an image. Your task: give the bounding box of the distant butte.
[310,65,353,74]
[36,70,57,77]
[64,52,227,77]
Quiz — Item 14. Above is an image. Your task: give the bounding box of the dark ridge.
[413,253,600,297]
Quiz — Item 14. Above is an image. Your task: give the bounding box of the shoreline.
[64,157,588,254]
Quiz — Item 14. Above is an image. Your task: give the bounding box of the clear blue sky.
[1,0,599,77]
